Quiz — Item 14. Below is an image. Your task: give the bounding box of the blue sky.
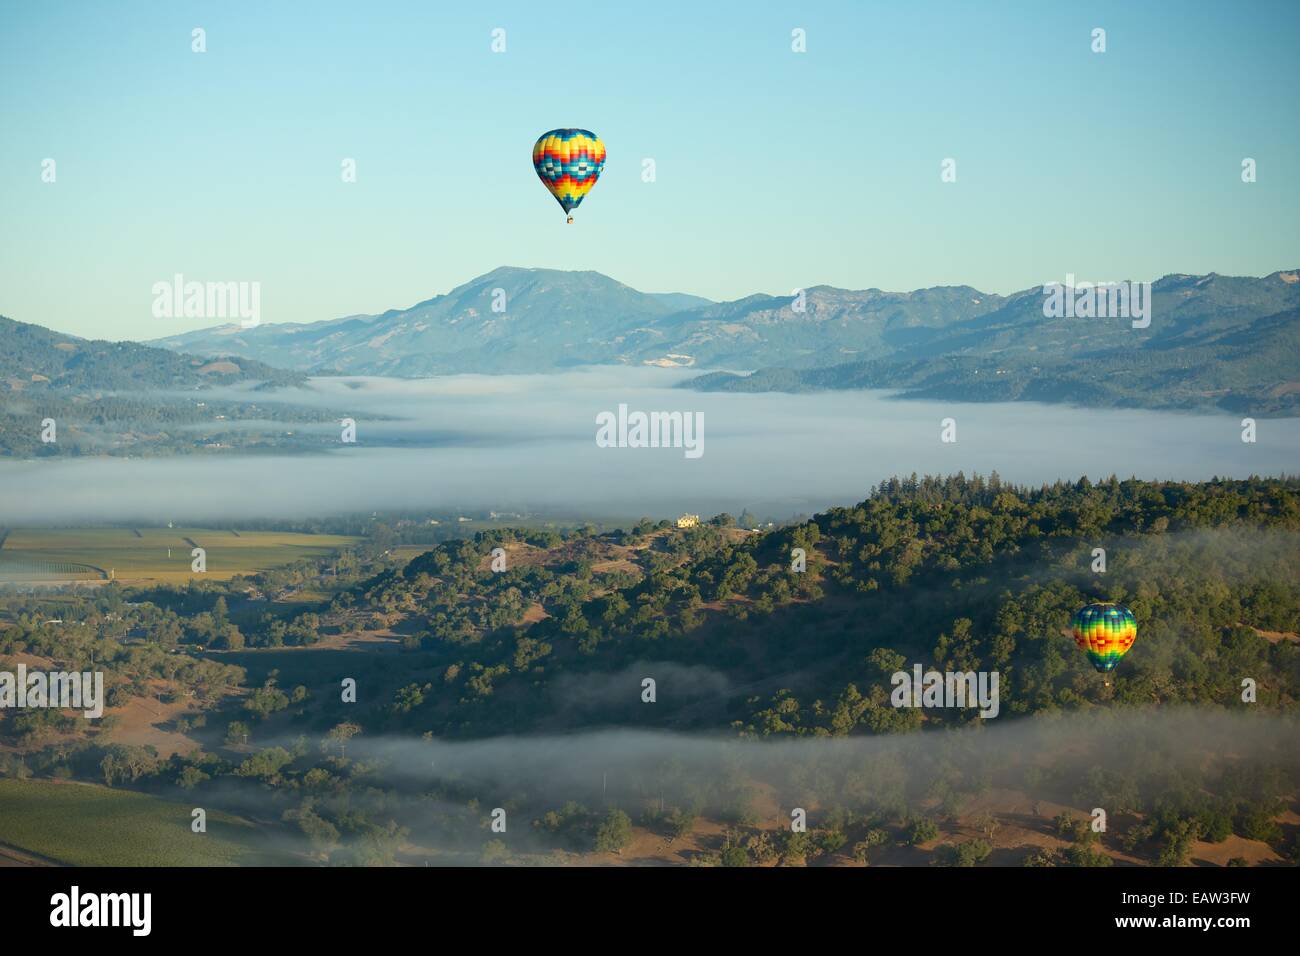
[2,0,1297,340]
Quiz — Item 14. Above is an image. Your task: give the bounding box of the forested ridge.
[352,473,1300,737]
[2,474,1298,866]
[6,474,1297,739]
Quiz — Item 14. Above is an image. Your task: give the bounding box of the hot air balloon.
[1071,602,1137,675]
[532,129,605,223]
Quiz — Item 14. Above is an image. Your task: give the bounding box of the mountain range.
[146,265,1300,414]
[148,266,1022,376]
[150,268,716,376]
[690,271,1300,415]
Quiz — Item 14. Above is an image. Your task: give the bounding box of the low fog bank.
[192,708,1300,865]
[4,372,1299,523]
[348,708,1300,798]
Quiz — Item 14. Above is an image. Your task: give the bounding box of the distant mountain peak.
[138,266,1299,390]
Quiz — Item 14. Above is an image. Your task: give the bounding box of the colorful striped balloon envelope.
[1071,602,1137,673]
[533,129,606,220]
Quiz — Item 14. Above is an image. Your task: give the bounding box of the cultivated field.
[0,527,358,583]
[0,779,287,866]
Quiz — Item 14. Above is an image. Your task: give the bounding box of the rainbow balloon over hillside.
[532,129,606,223]
[1071,602,1138,673]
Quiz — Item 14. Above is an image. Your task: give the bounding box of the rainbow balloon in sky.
[532,129,606,223]
[1071,602,1138,673]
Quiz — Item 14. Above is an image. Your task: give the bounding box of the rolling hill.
[0,315,324,457]
[0,314,301,394]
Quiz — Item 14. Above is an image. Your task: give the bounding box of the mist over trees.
[2,474,1298,865]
